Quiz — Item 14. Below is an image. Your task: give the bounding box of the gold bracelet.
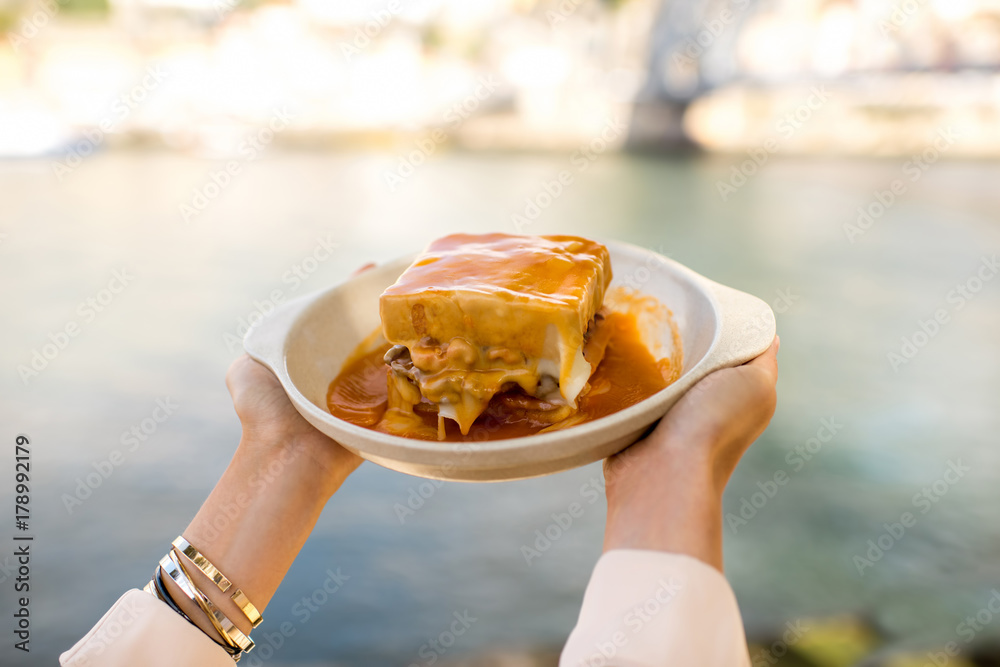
[173,536,231,591]
[173,536,263,628]
[169,552,240,653]
[159,551,255,655]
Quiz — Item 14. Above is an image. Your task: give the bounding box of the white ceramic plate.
[244,240,775,482]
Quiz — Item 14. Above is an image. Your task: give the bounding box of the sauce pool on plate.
[327,310,677,442]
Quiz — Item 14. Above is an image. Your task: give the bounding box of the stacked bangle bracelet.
[143,536,263,662]
[148,564,191,623]
[172,537,263,628]
[161,551,254,654]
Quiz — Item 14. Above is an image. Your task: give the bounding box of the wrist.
[604,488,723,570]
[233,431,356,501]
[648,426,737,498]
[603,446,725,570]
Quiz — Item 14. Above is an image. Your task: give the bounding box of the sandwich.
[378,233,613,439]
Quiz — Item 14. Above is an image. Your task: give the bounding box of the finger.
[744,335,779,385]
[225,354,252,399]
[351,263,376,277]
[226,354,279,398]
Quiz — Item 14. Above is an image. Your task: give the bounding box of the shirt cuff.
[560,550,751,667]
[61,589,235,667]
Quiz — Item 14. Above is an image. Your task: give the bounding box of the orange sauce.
[326,311,676,442]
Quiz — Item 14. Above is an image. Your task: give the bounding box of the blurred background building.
[4,0,1000,157]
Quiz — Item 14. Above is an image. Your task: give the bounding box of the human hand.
[602,336,780,570]
[225,262,374,495]
[226,354,363,497]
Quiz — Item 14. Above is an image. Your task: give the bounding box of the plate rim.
[244,238,775,480]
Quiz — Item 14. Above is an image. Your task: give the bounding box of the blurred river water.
[1,149,999,665]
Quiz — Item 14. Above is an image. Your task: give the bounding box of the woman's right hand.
[602,336,780,570]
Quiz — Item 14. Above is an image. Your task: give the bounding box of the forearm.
[163,435,347,637]
[567,441,750,667]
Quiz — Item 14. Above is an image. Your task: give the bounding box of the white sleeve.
[560,550,751,667]
[61,589,235,667]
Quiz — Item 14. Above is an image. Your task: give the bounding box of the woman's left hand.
[225,353,363,498]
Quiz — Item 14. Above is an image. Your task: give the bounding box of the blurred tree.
[63,0,109,13]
